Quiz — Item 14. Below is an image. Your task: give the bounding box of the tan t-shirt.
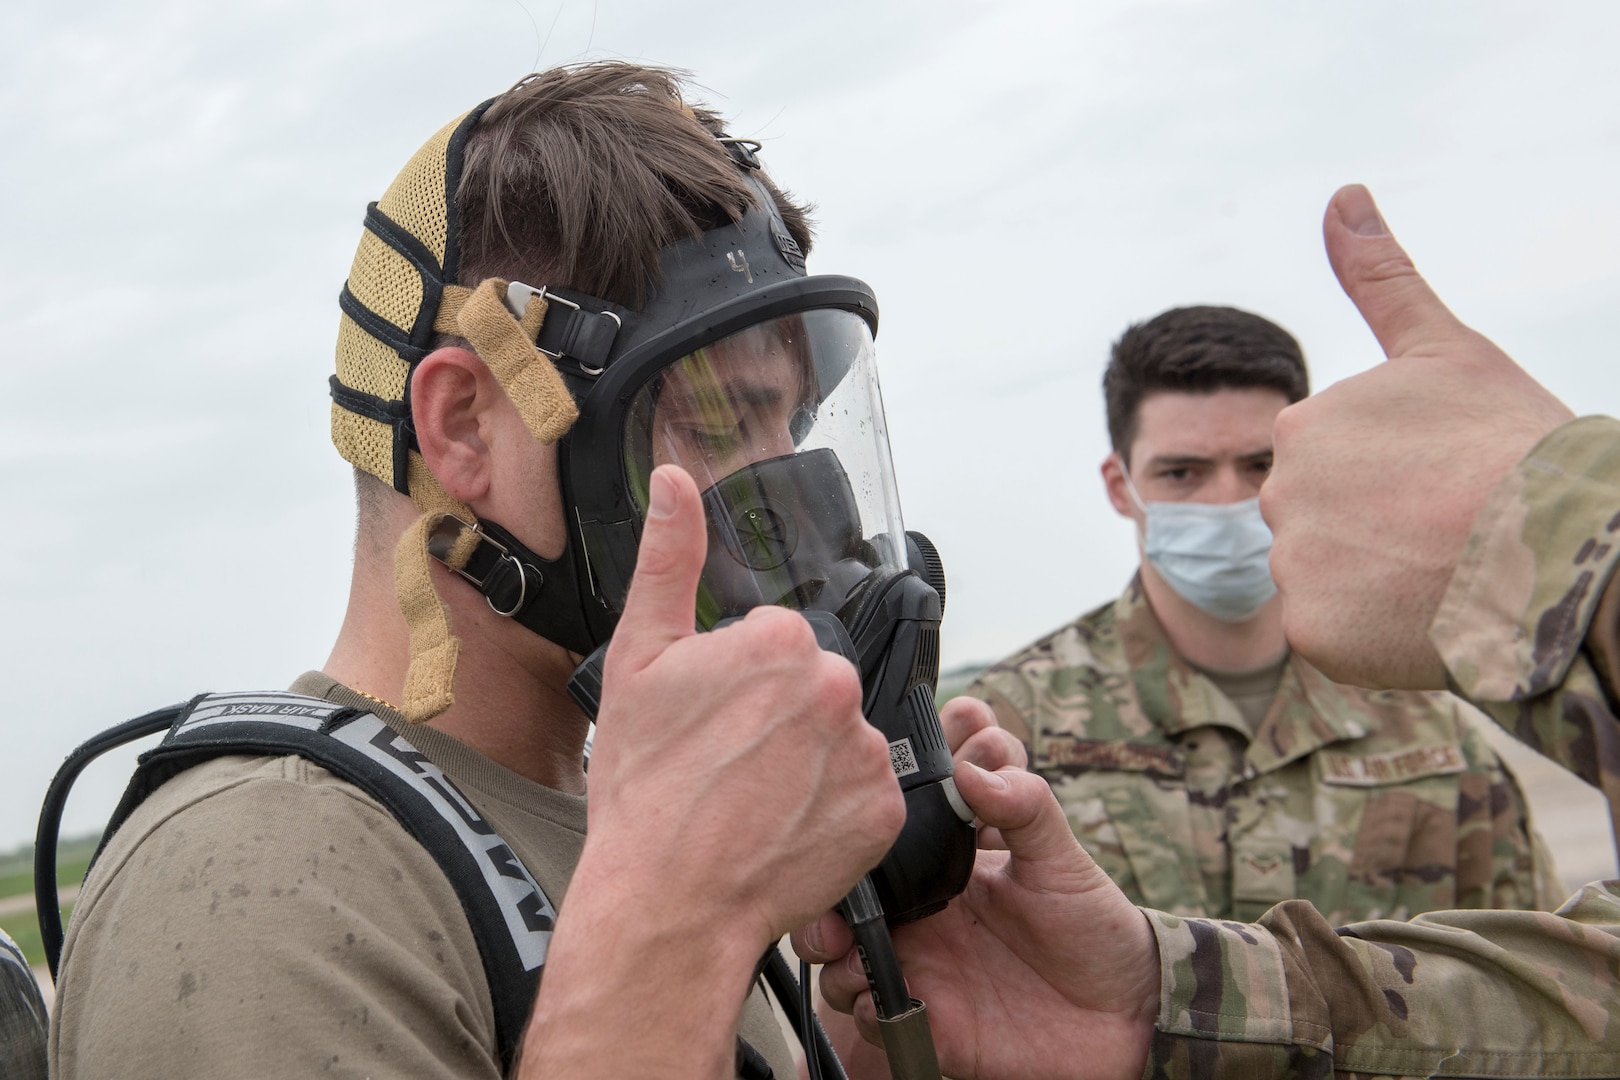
[1186,653,1289,737]
[51,673,796,1079]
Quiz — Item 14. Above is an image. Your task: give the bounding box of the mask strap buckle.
[505,282,623,377]
[427,517,538,618]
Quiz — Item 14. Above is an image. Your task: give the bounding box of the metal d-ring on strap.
[539,296,621,377]
[571,307,621,377]
[506,282,623,377]
[430,517,533,619]
[487,553,528,617]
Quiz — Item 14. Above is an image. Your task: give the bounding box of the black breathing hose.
[35,704,183,977]
[840,878,911,1017]
[800,958,827,1080]
[839,876,945,1080]
[761,947,849,1080]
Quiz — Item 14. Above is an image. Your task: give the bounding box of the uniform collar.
[1244,656,1374,776]
[1113,577,1374,775]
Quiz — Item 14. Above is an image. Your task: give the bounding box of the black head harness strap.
[427,515,600,656]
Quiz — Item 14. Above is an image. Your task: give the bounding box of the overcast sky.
[6,0,1620,849]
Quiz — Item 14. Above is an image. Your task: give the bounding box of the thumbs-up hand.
[585,464,904,943]
[1263,185,1574,690]
[522,469,903,1075]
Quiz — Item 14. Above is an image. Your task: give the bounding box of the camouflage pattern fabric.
[1432,416,1620,834]
[0,928,48,1080]
[1143,416,1620,1078]
[969,581,1550,923]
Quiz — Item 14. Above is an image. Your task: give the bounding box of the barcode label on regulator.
[888,738,920,777]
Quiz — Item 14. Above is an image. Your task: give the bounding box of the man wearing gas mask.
[967,306,1553,923]
[48,63,972,1079]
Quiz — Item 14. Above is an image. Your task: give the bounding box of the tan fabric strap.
[395,511,461,724]
[393,279,582,722]
[433,278,580,444]
[394,453,475,723]
[433,283,476,333]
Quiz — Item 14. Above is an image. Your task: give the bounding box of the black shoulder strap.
[106,691,555,1074]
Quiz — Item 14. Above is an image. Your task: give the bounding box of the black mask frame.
[437,170,879,656]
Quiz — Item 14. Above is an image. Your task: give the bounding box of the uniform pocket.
[1318,747,1467,921]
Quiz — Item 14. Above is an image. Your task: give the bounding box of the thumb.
[1323,184,1464,361]
[954,762,1083,866]
[606,465,708,676]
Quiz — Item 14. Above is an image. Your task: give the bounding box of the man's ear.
[410,346,498,505]
[1100,452,1139,521]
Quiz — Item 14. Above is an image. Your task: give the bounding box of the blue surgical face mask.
[1123,469,1277,622]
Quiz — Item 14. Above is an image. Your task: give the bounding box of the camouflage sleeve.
[1138,420,1620,1079]
[1144,882,1620,1079]
[1430,415,1620,838]
[1450,707,1547,912]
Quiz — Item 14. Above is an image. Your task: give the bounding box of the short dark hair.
[1103,305,1308,463]
[455,63,814,307]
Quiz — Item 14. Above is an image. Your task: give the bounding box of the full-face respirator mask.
[570,301,975,929]
[450,161,975,931]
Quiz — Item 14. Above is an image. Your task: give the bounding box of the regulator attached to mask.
[426,151,974,928]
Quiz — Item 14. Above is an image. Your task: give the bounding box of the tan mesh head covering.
[330,103,581,723]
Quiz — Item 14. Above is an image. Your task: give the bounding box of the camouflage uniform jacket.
[968,580,1545,924]
[1144,416,1620,1079]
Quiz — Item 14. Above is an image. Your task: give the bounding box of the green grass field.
[0,834,101,968]
[1,911,53,970]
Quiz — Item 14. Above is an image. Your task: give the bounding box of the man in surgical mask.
[966,305,1555,923]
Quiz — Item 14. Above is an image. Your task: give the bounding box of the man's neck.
[322,555,590,795]
[1137,561,1288,673]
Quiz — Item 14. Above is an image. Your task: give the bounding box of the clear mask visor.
[623,309,907,628]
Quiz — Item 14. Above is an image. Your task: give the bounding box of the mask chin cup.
[425,515,600,656]
[696,447,868,624]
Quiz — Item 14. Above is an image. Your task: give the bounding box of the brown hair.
[1103,305,1308,464]
[455,62,814,307]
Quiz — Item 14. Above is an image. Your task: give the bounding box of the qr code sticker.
[888,738,920,778]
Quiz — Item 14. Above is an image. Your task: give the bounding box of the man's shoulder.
[967,597,1163,746]
[1291,674,1506,782]
[970,598,1127,697]
[117,750,382,825]
[55,749,503,1079]
[82,751,428,914]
